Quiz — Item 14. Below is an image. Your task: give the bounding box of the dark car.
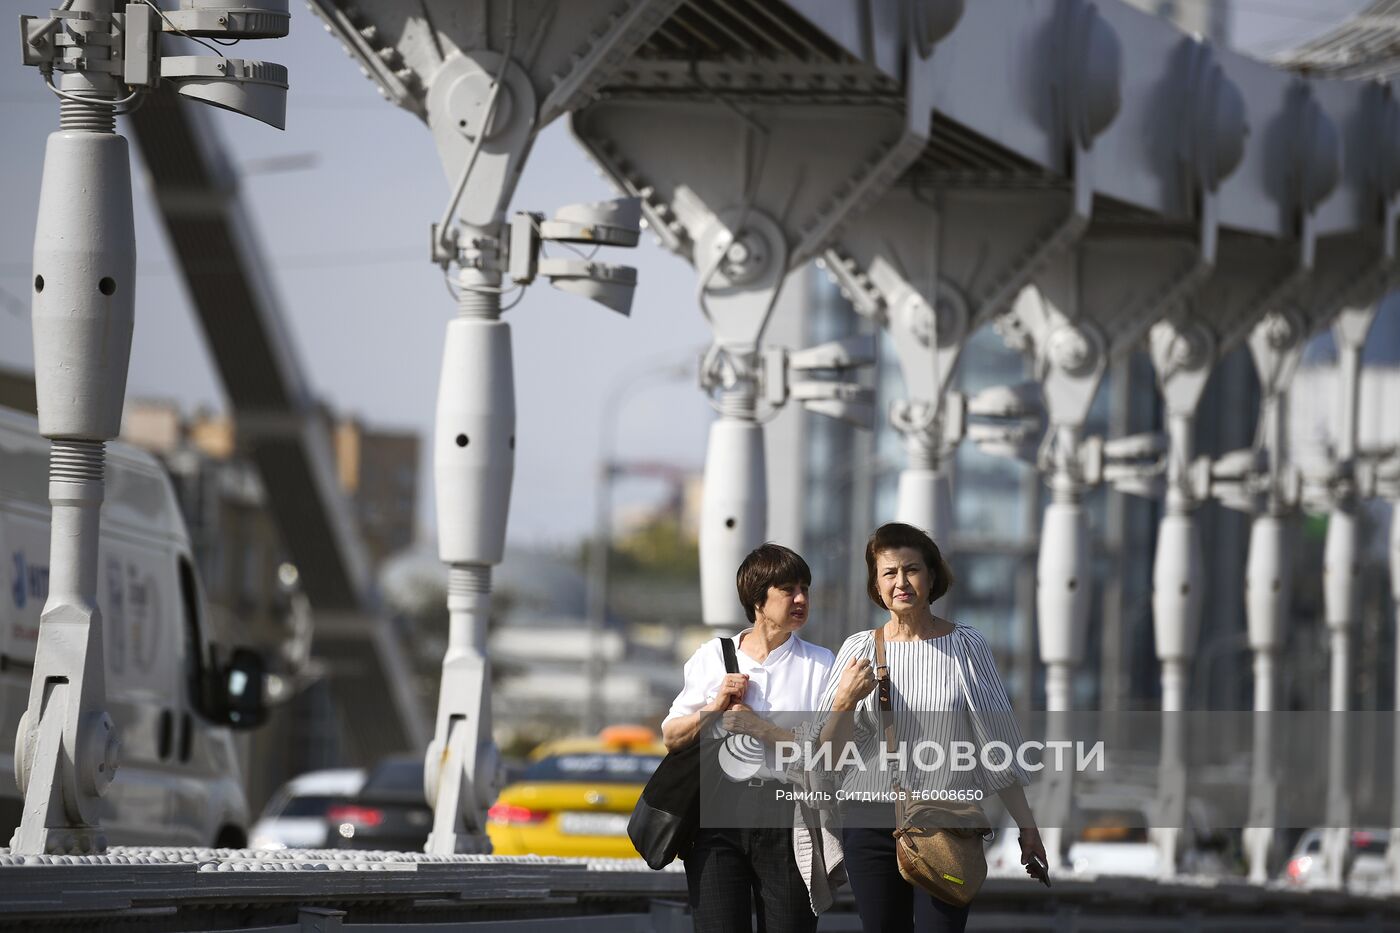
[327,755,433,851]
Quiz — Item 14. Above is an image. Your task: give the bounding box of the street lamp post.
[584,359,695,733]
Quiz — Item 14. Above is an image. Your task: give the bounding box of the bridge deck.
[0,848,1395,931]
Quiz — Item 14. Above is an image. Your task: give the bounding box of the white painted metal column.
[1239,311,1305,883]
[1317,304,1379,886]
[308,0,668,853]
[15,0,288,854]
[1388,488,1400,890]
[15,0,132,849]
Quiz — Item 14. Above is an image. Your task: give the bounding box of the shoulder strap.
[873,626,890,712]
[873,627,905,818]
[719,636,739,674]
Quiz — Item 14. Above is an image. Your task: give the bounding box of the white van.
[0,406,265,848]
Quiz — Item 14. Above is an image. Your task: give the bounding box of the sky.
[0,1,1372,549]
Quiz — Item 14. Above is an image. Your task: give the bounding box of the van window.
[178,556,209,711]
[157,709,174,761]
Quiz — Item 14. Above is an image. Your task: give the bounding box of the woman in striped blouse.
[819,522,1046,933]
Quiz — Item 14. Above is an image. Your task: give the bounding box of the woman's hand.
[705,672,749,712]
[1018,827,1048,880]
[832,657,877,710]
[721,703,771,741]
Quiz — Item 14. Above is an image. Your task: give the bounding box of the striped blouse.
[817,623,1030,798]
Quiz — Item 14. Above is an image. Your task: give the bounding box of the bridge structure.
[7,0,1400,927]
[125,79,432,771]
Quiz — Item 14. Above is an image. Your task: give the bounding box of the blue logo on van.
[11,551,49,609]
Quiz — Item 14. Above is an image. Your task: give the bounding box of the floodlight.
[790,380,876,429]
[966,382,1042,420]
[1099,432,1171,500]
[539,198,642,248]
[538,258,637,315]
[506,199,641,314]
[1212,450,1262,486]
[159,0,290,39]
[161,56,288,129]
[966,422,1039,463]
[788,335,876,372]
[1102,433,1167,463]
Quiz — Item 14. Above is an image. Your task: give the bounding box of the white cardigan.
[784,721,846,914]
[793,797,846,913]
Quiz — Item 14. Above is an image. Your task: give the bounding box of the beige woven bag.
[874,626,992,908]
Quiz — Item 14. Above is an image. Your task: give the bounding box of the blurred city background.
[1,0,1398,892]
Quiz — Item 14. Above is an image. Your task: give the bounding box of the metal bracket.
[427,51,537,234]
[1149,319,1216,421]
[694,208,788,351]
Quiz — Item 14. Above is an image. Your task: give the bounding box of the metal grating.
[908,113,1060,184]
[638,0,857,63]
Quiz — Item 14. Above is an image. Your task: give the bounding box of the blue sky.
[0,2,1368,547]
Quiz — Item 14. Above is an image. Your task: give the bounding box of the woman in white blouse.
[821,522,1046,933]
[662,543,834,933]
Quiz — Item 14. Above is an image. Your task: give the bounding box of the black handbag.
[629,637,739,869]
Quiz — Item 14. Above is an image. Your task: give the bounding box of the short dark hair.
[736,543,812,623]
[864,522,955,609]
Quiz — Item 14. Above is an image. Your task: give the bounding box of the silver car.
[250,769,367,850]
[1283,828,1390,892]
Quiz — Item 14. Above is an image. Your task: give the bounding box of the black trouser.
[684,825,818,933]
[840,825,971,933]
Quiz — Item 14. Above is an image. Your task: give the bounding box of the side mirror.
[216,647,268,729]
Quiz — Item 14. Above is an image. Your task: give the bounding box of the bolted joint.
[459,233,502,269]
[1047,325,1100,377]
[77,711,120,799]
[1154,320,1214,375]
[423,738,445,809]
[430,222,460,265]
[890,399,937,438]
[715,228,773,288]
[1262,310,1302,351]
[699,344,756,396]
[1040,425,1090,490]
[20,15,62,66]
[14,708,35,796]
[818,249,883,320]
[1076,434,1104,487]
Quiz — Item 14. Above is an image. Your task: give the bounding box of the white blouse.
[664,629,834,781]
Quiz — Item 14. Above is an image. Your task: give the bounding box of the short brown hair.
[864,522,955,608]
[736,543,811,623]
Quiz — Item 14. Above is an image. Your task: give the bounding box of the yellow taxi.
[487,725,665,858]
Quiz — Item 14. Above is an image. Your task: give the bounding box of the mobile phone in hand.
[1026,853,1051,887]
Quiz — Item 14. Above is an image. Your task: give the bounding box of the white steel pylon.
[309,0,661,853]
[14,0,288,853]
